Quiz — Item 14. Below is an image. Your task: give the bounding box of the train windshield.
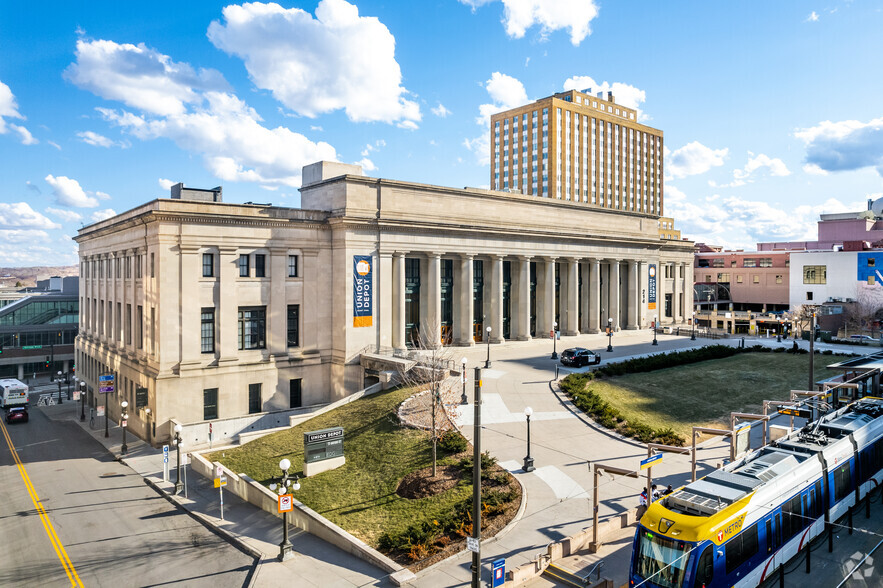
[634,530,693,588]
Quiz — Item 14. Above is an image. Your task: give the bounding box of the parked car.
[560,347,601,367]
[850,335,875,341]
[5,406,28,424]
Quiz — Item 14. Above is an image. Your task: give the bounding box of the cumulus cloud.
[463,135,490,166]
[806,11,819,22]
[0,202,61,229]
[90,209,117,222]
[70,38,338,188]
[666,141,728,179]
[44,175,101,208]
[65,38,229,116]
[432,103,451,117]
[795,116,883,177]
[732,152,791,180]
[207,0,420,126]
[563,75,648,120]
[0,229,51,244]
[464,72,527,165]
[803,163,828,176]
[45,207,83,223]
[158,178,175,190]
[0,79,37,145]
[460,0,599,45]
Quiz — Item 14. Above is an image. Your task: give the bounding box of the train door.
[693,543,714,587]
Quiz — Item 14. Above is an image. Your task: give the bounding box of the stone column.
[426,254,442,346]
[599,261,609,328]
[302,249,320,353]
[392,253,406,351]
[456,254,474,346]
[657,261,666,324]
[639,261,648,329]
[540,257,556,336]
[580,261,590,333]
[685,263,694,322]
[565,259,579,336]
[489,255,504,343]
[626,260,638,330]
[218,246,239,363]
[514,256,531,341]
[268,247,288,358]
[588,258,600,333]
[377,252,394,350]
[179,245,202,368]
[610,259,621,331]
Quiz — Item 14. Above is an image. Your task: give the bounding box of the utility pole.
[808,313,815,393]
[471,366,482,588]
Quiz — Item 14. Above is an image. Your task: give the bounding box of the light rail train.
[629,397,883,587]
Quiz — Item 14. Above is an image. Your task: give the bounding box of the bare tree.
[791,304,818,337]
[396,319,458,477]
[843,284,883,337]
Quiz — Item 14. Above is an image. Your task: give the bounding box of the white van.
[0,378,29,409]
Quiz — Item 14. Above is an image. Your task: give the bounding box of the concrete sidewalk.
[36,397,396,588]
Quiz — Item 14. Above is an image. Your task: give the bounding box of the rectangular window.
[137,305,143,349]
[753,275,760,284]
[125,304,132,345]
[807,291,814,301]
[737,275,744,283]
[238,306,266,350]
[239,254,250,277]
[287,305,300,347]
[743,258,757,268]
[290,378,302,408]
[203,388,218,421]
[150,252,155,278]
[255,254,266,278]
[803,265,827,284]
[869,276,876,286]
[202,253,214,277]
[869,258,876,267]
[288,255,299,277]
[248,383,262,414]
[725,523,758,574]
[717,273,729,282]
[201,308,215,353]
[834,464,852,501]
[776,275,783,284]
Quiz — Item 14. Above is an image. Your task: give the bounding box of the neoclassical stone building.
[75,162,693,445]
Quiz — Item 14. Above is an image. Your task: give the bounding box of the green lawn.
[586,352,841,438]
[207,387,471,546]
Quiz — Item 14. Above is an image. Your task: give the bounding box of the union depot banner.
[353,255,373,327]
[648,263,657,310]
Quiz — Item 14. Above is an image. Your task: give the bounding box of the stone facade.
[75,162,693,445]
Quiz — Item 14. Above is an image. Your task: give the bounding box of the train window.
[766,520,773,552]
[775,513,782,546]
[695,545,714,586]
[815,481,824,517]
[834,465,852,502]
[725,523,759,574]
[782,496,801,538]
[803,495,809,522]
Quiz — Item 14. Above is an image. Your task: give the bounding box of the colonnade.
[386,252,690,350]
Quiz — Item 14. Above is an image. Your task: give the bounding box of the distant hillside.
[0,266,78,288]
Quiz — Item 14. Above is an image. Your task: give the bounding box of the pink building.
[759,203,883,252]
[694,248,790,313]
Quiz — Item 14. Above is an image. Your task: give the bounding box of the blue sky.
[1,0,882,265]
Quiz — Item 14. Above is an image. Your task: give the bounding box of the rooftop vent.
[170,183,223,202]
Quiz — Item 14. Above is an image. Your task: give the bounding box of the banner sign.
[640,454,663,470]
[353,255,373,327]
[648,264,657,310]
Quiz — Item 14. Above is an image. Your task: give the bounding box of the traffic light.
[45,356,50,368]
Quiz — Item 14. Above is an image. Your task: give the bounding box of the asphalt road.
[0,405,254,588]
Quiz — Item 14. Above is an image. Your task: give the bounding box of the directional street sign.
[640,454,663,470]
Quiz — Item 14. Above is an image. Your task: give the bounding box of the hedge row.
[594,344,739,377]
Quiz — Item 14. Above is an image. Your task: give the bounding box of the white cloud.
[432,103,451,117]
[77,130,125,148]
[795,116,883,177]
[208,0,420,126]
[0,202,61,229]
[806,11,819,22]
[463,134,490,166]
[65,38,228,116]
[360,139,386,157]
[47,140,61,150]
[563,75,648,120]
[666,141,728,179]
[803,163,828,176]
[71,39,338,188]
[0,79,37,145]
[90,209,117,222]
[476,72,527,126]
[732,152,791,180]
[356,157,376,172]
[461,0,599,45]
[158,178,175,190]
[45,207,83,223]
[0,230,51,244]
[44,175,100,208]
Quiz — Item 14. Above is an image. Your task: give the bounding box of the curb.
[548,378,646,450]
[142,476,263,587]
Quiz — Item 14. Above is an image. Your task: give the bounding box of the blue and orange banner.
[648,264,657,310]
[353,255,373,327]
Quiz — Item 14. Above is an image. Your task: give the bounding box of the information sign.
[778,407,812,419]
[466,536,480,553]
[121,420,127,427]
[162,445,169,481]
[278,494,294,513]
[492,559,506,588]
[304,427,345,464]
[73,390,80,401]
[96,405,105,416]
[214,476,227,488]
[640,454,663,470]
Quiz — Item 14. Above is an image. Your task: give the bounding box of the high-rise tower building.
[490,89,664,215]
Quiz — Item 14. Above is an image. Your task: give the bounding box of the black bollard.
[806,537,811,573]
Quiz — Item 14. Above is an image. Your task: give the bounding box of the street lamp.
[173,424,183,494]
[652,315,658,346]
[145,408,152,445]
[522,407,535,472]
[56,370,63,405]
[606,318,614,352]
[551,321,558,359]
[269,458,300,562]
[776,320,782,342]
[691,311,696,341]
[120,400,129,455]
[484,325,492,368]
[460,357,468,405]
[66,376,72,400]
[79,381,86,421]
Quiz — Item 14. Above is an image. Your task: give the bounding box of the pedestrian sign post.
[214,466,227,520]
[99,373,115,394]
[213,476,227,488]
[640,454,663,470]
[162,445,169,482]
[278,494,294,513]
[492,558,506,588]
